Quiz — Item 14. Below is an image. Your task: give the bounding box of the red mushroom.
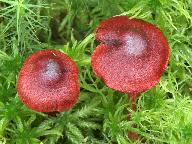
[91,16,170,139]
[17,50,80,112]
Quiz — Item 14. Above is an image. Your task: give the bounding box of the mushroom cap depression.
[17,50,80,112]
[92,16,170,94]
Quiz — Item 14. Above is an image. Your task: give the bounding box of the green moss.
[0,0,191,143]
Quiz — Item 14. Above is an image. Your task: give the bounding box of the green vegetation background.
[0,0,192,143]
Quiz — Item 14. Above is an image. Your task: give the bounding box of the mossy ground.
[0,0,192,144]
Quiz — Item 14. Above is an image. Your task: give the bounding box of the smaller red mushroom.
[17,50,80,112]
[91,16,170,140]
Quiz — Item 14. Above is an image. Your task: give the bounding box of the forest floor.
[0,0,192,144]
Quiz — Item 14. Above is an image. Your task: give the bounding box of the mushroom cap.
[92,16,170,94]
[17,50,80,112]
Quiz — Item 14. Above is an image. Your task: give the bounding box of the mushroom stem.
[128,93,139,112]
[46,111,59,117]
[128,93,140,140]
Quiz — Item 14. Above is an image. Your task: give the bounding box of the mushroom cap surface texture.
[17,50,80,112]
[92,16,170,94]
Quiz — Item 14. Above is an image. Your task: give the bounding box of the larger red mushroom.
[17,50,80,112]
[91,16,170,139]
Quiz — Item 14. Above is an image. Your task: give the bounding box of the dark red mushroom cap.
[17,50,80,112]
[92,16,170,94]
